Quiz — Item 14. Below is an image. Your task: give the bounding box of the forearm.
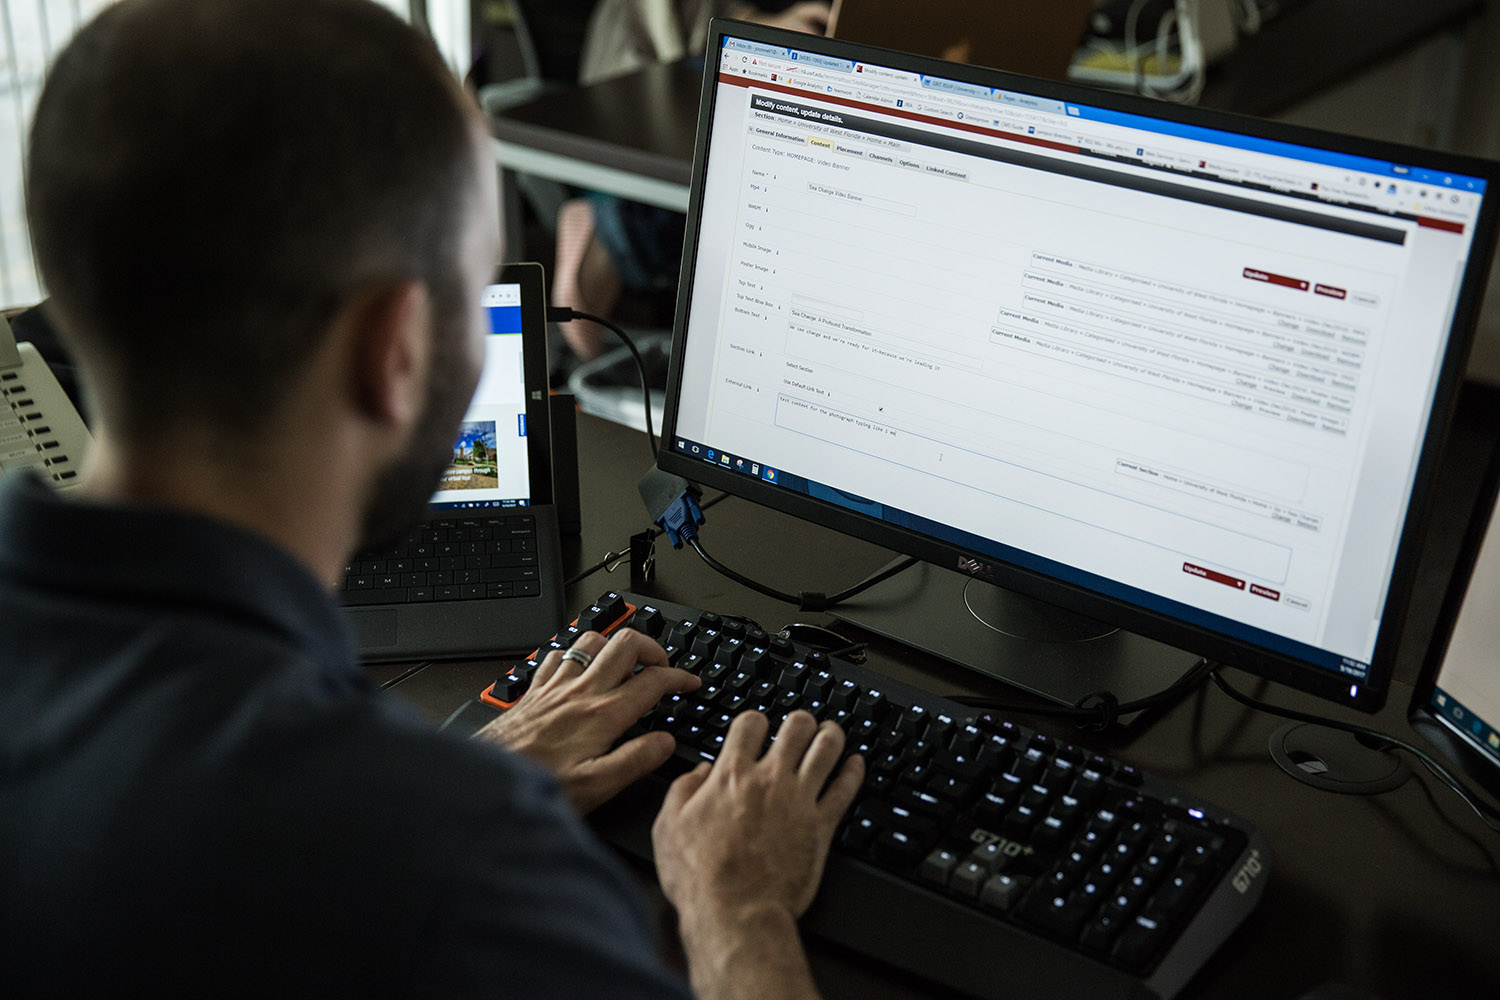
[655,714,860,1000]
[679,903,822,1000]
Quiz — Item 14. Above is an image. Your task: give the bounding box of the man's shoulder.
[286,703,697,998]
[318,699,564,829]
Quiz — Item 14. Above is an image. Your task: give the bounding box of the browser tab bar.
[723,38,789,60]
[789,51,854,72]
[717,34,1486,219]
[852,62,919,86]
[997,92,1067,116]
[919,76,992,100]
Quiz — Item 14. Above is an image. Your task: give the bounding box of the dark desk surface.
[1198,0,1483,118]
[488,61,699,189]
[374,387,1500,999]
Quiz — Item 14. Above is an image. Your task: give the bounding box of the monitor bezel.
[658,19,1500,713]
[497,261,556,508]
[1410,418,1500,801]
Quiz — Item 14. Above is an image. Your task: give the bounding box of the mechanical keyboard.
[445,591,1270,1000]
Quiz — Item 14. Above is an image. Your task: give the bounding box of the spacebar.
[342,589,409,606]
[804,856,1142,1000]
[592,777,1142,1000]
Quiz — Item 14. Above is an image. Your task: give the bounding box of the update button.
[1183,562,1246,590]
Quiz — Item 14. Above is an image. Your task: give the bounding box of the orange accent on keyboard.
[479,682,517,710]
[479,602,639,709]
[595,602,638,636]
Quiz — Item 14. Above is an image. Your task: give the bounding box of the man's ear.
[344,280,430,427]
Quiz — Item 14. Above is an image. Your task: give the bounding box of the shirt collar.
[0,471,357,677]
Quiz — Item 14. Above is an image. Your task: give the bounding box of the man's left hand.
[474,628,700,814]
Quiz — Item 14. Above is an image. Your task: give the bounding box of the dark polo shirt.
[0,473,691,998]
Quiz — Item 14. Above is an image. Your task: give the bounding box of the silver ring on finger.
[560,646,594,669]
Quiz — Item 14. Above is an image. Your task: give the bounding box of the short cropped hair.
[26,0,483,438]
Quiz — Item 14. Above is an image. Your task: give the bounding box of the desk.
[1197,0,1483,118]
[374,387,1500,999]
[488,61,697,214]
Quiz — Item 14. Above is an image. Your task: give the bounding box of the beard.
[355,284,481,554]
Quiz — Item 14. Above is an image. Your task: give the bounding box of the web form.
[671,34,1491,686]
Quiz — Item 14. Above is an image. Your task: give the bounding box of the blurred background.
[4,0,1498,377]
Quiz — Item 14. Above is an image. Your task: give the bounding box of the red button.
[1183,562,1246,590]
[1243,267,1309,291]
[1417,216,1464,234]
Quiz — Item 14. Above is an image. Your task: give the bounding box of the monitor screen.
[430,279,537,512]
[659,22,1500,712]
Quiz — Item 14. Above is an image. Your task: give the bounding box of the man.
[0,1,862,996]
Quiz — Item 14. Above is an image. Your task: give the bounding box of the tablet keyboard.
[338,514,541,605]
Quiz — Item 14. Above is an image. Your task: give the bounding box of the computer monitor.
[1411,430,1500,801]
[658,20,1500,714]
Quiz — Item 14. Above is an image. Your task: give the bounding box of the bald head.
[27,0,488,440]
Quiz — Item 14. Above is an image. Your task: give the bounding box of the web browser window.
[672,34,1490,682]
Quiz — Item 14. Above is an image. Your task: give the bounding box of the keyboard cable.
[686,532,920,613]
[950,655,1218,732]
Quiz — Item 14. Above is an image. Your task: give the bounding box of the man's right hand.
[652,711,864,1000]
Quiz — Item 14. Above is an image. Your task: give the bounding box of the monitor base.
[831,561,1203,725]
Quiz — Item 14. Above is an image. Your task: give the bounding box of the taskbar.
[429,498,531,512]
[673,435,783,485]
[1430,686,1500,763]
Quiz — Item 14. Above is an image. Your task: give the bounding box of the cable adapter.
[638,466,704,548]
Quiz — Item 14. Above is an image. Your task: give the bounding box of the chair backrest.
[510,0,600,84]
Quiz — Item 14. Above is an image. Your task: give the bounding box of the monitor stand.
[831,560,1203,725]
